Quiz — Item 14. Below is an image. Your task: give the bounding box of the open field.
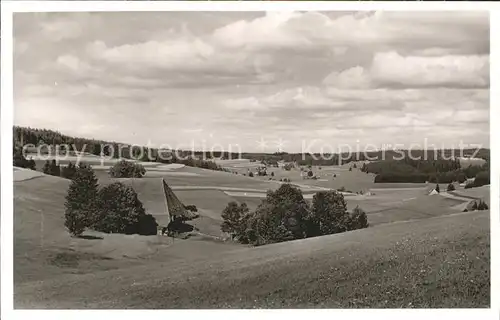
[14,161,490,308]
[15,210,489,308]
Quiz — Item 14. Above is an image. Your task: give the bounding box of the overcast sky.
[14,11,489,153]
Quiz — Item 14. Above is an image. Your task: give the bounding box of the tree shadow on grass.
[78,235,104,240]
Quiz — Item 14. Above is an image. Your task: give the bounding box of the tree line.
[221,184,368,246]
[362,158,490,187]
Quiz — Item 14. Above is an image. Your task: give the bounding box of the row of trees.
[64,163,158,237]
[13,147,36,170]
[221,184,368,246]
[364,159,490,185]
[109,160,146,178]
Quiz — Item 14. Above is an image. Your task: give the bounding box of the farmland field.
[14,160,490,308]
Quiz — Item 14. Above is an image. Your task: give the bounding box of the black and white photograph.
[5,8,491,310]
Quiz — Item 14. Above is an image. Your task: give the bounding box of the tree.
[109,160,146,178]
[471,201,478,211]
[94,182,148,234]
[61,162,78,180]
[473,171,490,188]
[43,160,51,175]
[13,148,36,170]
[310,191,350,236]
[184,204,198,212]
[50,159,60,177]
[136,214,158,235]
[93,143,102,156]
[447,183,455,192]
[221,202,250,241]
[348,206,369,230]
[435,184,440,193]
[64,163,99,236]
[477,200,488,211]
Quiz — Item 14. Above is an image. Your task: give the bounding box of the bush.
[447,183,455,192]
[94,182,149,234]
[64,163,99,236]
[109,160,146,178]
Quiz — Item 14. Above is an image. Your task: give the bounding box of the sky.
[14,11,490,153]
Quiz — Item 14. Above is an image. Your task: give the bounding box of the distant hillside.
[14,126,490,165]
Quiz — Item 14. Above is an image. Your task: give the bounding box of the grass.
[13,164,490,308]
[14,211,489,308]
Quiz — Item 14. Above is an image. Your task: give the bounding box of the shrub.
[94,182,148,234]
[64,163,99,236]
[109,160,146,178]
[447,183,455,192]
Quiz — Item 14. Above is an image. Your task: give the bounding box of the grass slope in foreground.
[15,210,489,309]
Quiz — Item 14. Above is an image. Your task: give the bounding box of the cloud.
[13,11,490,151]
[324,51,489,89]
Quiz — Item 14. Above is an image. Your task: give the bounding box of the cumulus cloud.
[324,52,489,89]
[13,11,489,151]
